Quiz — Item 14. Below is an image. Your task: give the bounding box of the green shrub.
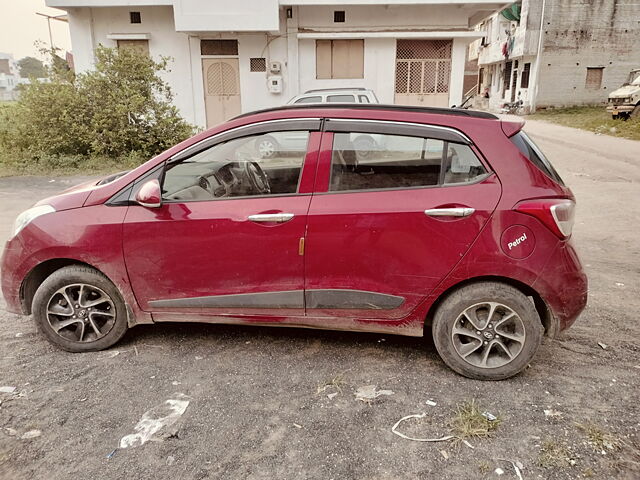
[1,45,194,170]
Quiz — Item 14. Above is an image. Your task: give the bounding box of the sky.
[0,0,72,61]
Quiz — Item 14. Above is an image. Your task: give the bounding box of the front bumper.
[1,238,27,314]
[533,239,588,334]
[606,105,635,114]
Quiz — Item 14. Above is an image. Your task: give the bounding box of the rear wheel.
[431,282,543,380]
[32,265,128,352]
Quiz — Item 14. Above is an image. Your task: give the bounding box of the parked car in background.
[1,103,587,380]
[607,69,640,119]
[255,88,382,158]
[287,88,379,105]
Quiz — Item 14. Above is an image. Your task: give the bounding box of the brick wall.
[536,0,640,107]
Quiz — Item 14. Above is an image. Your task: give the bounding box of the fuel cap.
[501,225,535,259]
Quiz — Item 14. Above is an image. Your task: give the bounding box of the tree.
[5,46,194,160]
[17,57,46,78]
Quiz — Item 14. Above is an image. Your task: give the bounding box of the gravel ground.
[0,119,639,479]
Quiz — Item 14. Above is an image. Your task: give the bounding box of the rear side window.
[358,95,370,103]
[329,132,487,192]
[294,96,322,104]
[327,95,356,102]
[511,132,565,185]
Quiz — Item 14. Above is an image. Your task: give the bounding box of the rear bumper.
[533,239,588,334]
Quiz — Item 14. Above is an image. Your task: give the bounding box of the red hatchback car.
[1,105,587,380]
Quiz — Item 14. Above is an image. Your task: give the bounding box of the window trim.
[170,118,322,163]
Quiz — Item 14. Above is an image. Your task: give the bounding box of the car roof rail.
[233,103,499,120]
[304,88,369,93]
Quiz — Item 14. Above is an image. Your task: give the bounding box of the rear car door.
[122,120,321,319]
[304,119,501,320]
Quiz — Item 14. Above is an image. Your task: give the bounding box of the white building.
[46,0,512,128]
[0,53,22,101]
[470,0,640,112]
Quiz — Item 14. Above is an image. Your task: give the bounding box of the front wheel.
[32,265,129,352]
[431,282,543,380]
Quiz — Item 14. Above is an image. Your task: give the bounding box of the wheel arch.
[423,275,557,337]
[20,258,103,314]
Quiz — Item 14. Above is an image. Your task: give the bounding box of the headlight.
[12,205,56,238]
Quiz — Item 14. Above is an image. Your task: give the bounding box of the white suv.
[287,88,379,105]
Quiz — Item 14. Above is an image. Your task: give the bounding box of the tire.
[630,104,640,119]
[32,265,128,352]
[255,136,279,159]
[431,282,543,381]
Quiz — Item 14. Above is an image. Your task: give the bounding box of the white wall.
[173,0,280,31]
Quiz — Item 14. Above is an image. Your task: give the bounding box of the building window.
[585,67,603,89]
[521,63,531,88]
[334,11,345,23]
[316,39,364,79]
[250,58,266,72]
[129,12,141,24]
[201,40,238,56]
[503,61,512,97]
[117,39,149,55]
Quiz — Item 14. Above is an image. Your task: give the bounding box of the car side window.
[327,95,356,102]
[443,143,488,184]
[294,96,322,104]
[162,131,310,202]
[330,133,442,191]
[329,132,487,192]
[358,95,370,103]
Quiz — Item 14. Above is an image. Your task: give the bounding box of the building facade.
[470,0,640,112]
[0,53,21,101]
[46,0,511,128]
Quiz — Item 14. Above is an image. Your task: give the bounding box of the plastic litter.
[119,393,190,449]
[21,429,41,440]
[391,413,454,443]
[495,467,505,475]
[106,449,118,459]
[425,400,437,407]
[0,386,16,394]
[293,423,302,429]
[482,411,498,421]
[543,409,562,417]
[327,392,338,400]
[355,385,394,402]
[597,342,608,350]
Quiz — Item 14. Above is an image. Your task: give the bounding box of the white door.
[394,40,452,108]
[202,58,241,128]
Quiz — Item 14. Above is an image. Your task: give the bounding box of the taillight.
[514,199,575,239]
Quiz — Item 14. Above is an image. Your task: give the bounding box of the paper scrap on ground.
[543,409,562,417]
[119,393,190,449]
[355,385,394,402]
[0,386,16,394]
[391,413,454,443]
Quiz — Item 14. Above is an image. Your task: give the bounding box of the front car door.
[123,120,321,321]
[304,119,501,322]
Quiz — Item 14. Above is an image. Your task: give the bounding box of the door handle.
[248,213,294,223]
[424,207,475,217]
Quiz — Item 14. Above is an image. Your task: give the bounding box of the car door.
[122,122,321,319]
[304,119,501,320]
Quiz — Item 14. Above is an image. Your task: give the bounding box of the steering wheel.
[244,161,271,195]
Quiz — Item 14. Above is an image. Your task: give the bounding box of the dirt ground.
[0,119,639,480]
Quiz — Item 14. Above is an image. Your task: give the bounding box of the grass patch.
[316,373,347,394]
[575,422,621,452]
[538,438,574,468]
[448,399,501,440]
[528,106,640,141]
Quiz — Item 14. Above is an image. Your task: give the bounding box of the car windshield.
[631,73,640,85]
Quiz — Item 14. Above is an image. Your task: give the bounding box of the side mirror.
[135,179,162,208]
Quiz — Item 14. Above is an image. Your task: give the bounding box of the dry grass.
[575,422,621,452]
[528,106,640,141]
[448,399,501,440]
[316,372,347,394]
[538,438,574,468]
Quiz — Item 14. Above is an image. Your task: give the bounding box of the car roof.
[303,88,372,94]
[234,103,498,120]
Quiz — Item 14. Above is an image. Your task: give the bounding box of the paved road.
[0,121,638,479]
